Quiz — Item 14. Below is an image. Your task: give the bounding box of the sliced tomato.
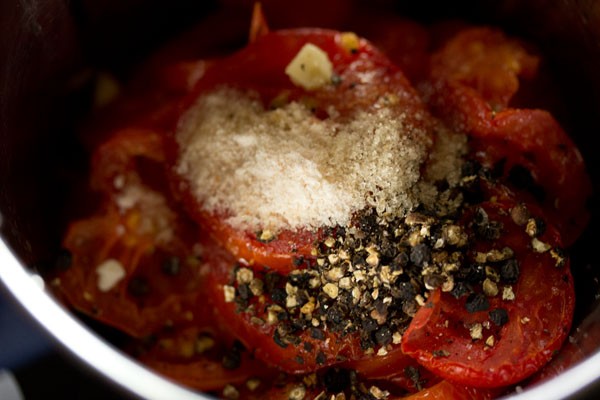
[341,345,439,393]
[425,28,591,245]
[401,199,575,388]
[133,325,279,393]
[430,27,539,111]
[200,212,320,274]
[391,380,499,400]
[57,204,212,337]
[55,128,213,337]
[170,28,433,272]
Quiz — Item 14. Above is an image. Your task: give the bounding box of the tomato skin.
[178,206,320,274]
[401,199,575,388]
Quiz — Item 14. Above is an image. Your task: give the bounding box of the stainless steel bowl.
[2,1,600,399]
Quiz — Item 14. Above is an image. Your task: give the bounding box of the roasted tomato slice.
[393,380,499,400]
[341,345,438,393]
[430,27,539,111]
[55,129,210,337]
[401,198,575,388]
[132,325,279,393]
[471,109,591,244]
[425,27,591,245]
[183,210,321,274]
[168,28,433,273]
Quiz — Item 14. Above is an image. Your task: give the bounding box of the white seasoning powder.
[176,87,462,232]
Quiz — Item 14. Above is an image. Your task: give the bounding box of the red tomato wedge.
[401,199,575,388]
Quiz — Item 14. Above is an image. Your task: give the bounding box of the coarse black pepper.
[500,259,520,283]
[550,247,567,268]
[489,308,509,327]
[316,351,326,365]
[410,243,431,267]
[450,281,471,299]
[273,329,289,349]
[310,328,326,340]
[465,292,490,313]
[404,366,424,391]
[433,349,450,357]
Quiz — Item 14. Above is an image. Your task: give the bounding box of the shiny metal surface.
[2,1,600,399]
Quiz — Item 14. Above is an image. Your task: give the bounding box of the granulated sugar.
[176,87,463,232]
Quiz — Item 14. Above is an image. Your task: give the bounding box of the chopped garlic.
[223,285,236,303]
[96,259,126,292]
[285,43,333,90]
[532,238,552,253]
[339,32,360,53]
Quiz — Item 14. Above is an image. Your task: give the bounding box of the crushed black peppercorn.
[489,308,509,327]
[465,292,490,313]
[220,159,569,377]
